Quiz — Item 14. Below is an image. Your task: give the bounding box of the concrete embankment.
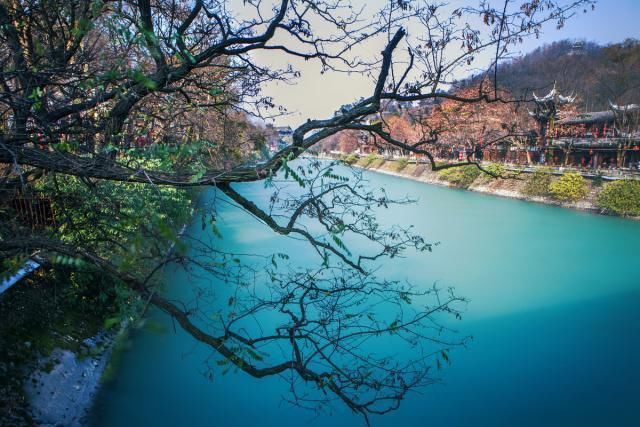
[346,157,638,217]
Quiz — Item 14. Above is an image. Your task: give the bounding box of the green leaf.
[104,316,121,329]
[400,292,412,305]
[245,348,264,361]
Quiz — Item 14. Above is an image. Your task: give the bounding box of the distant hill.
[318,39,640,155]
[468,38,640,111]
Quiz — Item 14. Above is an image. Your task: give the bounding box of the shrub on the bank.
[438,165,481,188]
[361,153,378,167]
[523,170,552,197]
[596,179,640,216]
[483,163,507,178]
[396,158,409,171]
[342,153,359,165]
[372,157,386,168]
[549,173,588,202]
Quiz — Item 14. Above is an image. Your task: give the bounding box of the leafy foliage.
[35,175,194,265]
[438,165,481,188]
[549,173,588,202]
[522,170,553,197]
[483,163,507,178]
[341,153,360,165]
[361,153,379,167]
[596,179,640,216]
[396,158,409,171]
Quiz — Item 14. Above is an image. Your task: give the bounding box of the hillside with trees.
[320,38,640,158]
[493,38,640,110]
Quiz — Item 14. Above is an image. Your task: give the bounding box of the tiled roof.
[557,111,615,125]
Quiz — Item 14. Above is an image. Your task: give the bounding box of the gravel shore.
[25,333,113,426]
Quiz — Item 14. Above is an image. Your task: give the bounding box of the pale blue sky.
[519,0,640,52]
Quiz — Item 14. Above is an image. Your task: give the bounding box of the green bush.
[523,170,552,197]
[341,153,359,165]
[549,173,588,202]
[483,163,507,178]
[596,179,640,216]
[437,165,481,188]
[361,153,378,167]
[396,158,409,171]
[372,157,386,168]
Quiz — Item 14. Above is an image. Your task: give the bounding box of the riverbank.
[0,209,195,426]
[24,221,191,425]
[25,332,116,426]
[0,269,117,426]
[345,156,640,219]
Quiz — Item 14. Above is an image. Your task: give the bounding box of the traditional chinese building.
[523,83,640,169]
[528,83,577,150]
[549,102,640,168]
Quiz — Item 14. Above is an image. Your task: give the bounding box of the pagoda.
[528,82,576,148]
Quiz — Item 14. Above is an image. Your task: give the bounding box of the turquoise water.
[90,168,640,426]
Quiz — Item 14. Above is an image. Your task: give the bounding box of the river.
[89,165,640,426]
